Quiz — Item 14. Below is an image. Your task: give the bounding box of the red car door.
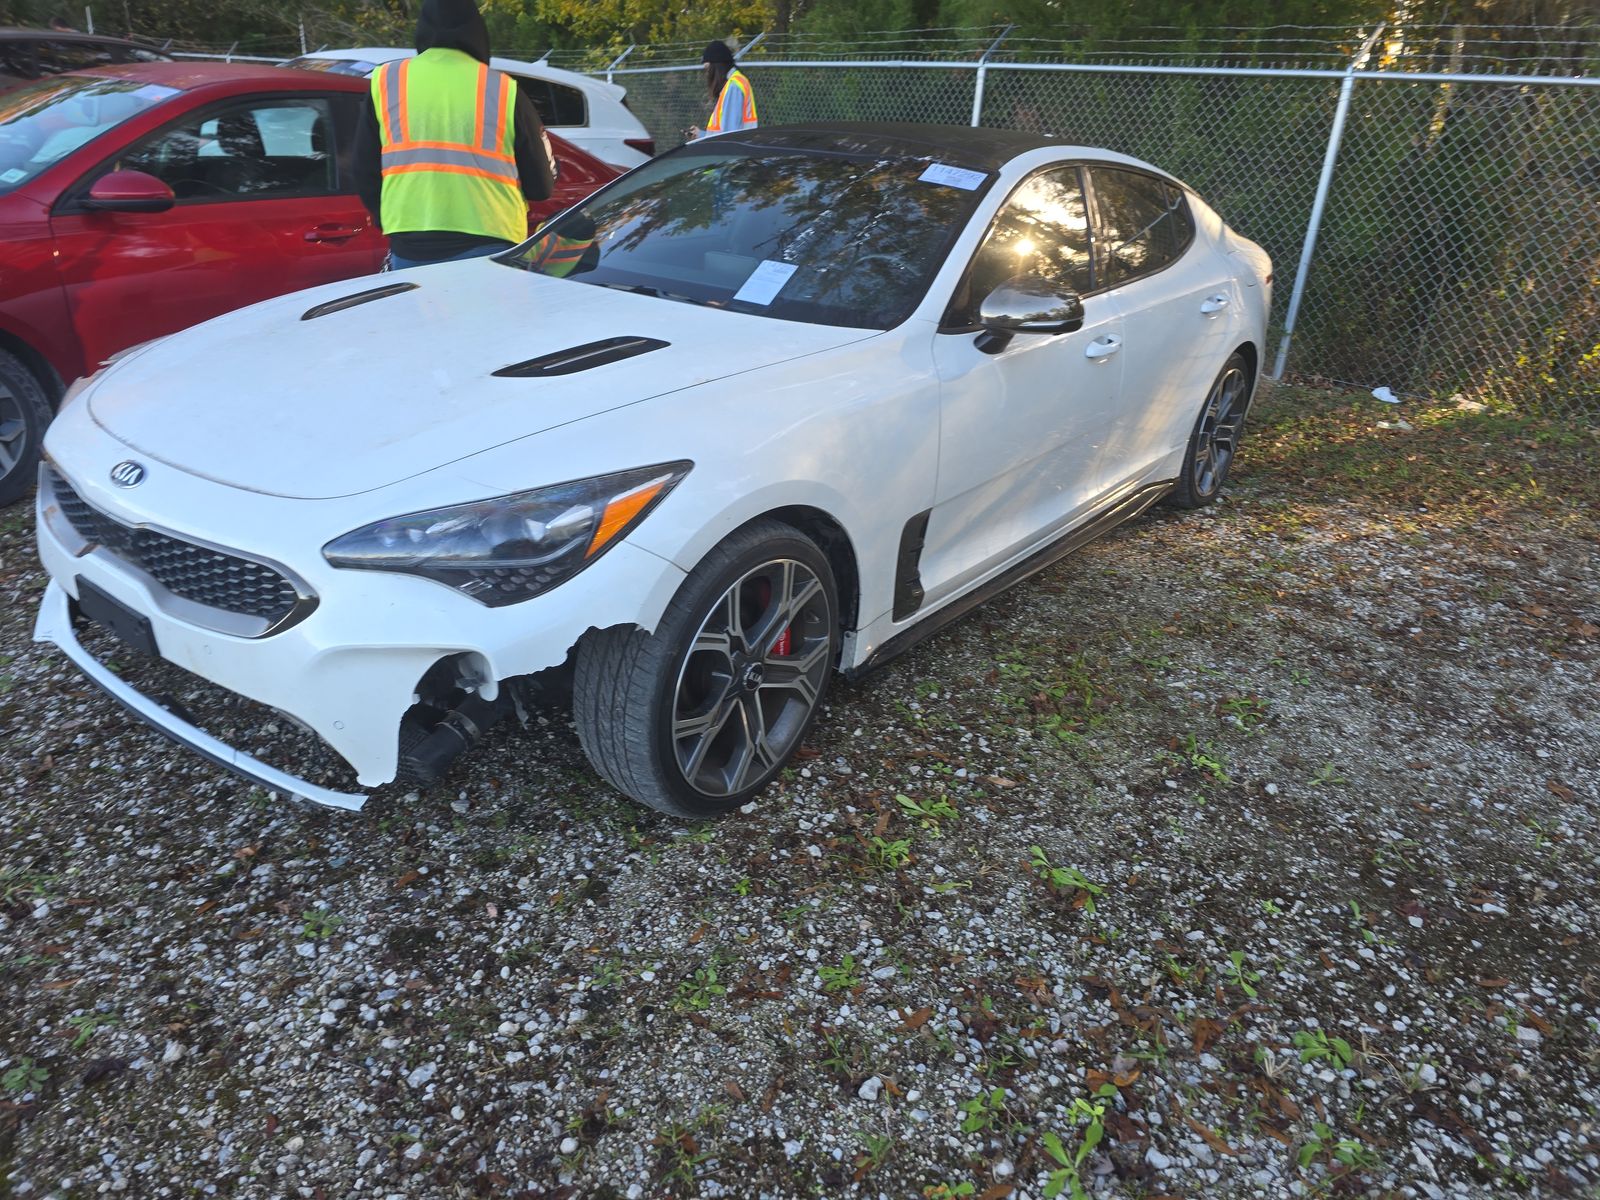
[49,90,385,368]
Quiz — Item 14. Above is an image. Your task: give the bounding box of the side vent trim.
[494,336,669,378]
[892,510,932,620]
[300,282,419,321]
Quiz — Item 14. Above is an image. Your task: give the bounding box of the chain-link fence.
[93,16,1598,419]
[603,42,1598,419]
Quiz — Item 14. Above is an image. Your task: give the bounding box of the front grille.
[48,468,303,628]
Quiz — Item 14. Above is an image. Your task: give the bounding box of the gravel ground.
[1,386,1597,1200]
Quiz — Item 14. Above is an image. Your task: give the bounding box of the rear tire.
[0,350,52,508]
[573,519,838,817]
[1167,351,1251,510]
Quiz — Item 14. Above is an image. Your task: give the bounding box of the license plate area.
[74,578,159,658]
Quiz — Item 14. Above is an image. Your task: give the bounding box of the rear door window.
[1089,167,1194,287]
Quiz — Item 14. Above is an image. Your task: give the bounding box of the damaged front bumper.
[33,579,368,810]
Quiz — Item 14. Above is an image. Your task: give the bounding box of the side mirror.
[84,170,176,214]
[975,276,1085,354]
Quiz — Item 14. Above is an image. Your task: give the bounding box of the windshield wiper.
[592,281,709,308]
[594,282,661,296]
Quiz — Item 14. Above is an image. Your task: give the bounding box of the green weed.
[300,908,342,940]
[1292,1028,1353,1069]
[2,1057,47,1094]
[895,793,959,837]
[818,955,862,993]
[1041,1092,1112,1200]
[1223,950,1261,998]
[1028,846,1105,913]
[64,1012,120,1050]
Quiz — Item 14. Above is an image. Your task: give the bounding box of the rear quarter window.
[1090,167,1195,286]
[513,75,586,127]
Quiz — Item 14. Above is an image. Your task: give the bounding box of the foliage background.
[0,0,1593,412]
[0,0,1592,61]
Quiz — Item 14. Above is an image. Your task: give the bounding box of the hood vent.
[301,281,419,321]
[494,336,669,378]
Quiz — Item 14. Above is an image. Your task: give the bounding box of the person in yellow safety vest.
[352,0,556,270]
[688,40,756,141]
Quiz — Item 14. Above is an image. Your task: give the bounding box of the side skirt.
[843,480,1174,682]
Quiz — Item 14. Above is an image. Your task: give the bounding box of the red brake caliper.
[755,578,792,657]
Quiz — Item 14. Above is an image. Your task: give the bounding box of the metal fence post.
[970,25,1014,127]
[1269,24,1384,380]
[735,32,767,61]
[605,44,635,85]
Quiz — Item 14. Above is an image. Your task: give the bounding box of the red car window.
[114,97,338,202]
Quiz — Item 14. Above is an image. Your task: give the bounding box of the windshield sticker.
[0,169,24,184]
[919,163,987,191]
[733,259,798,306]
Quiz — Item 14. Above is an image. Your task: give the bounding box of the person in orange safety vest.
[687,40,757,141]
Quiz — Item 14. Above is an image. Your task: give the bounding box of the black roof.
[708,122,1074,172]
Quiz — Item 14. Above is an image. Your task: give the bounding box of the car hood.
[88,261,874,500]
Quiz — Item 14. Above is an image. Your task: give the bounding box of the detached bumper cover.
[32,579,367,811]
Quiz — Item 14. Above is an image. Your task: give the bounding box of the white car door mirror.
[975,275,1084,353]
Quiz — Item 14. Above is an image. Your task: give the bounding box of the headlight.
[322,462,691,607]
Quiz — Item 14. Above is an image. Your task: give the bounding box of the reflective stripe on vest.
[706,69,756,133]
[372,50,525,244]
[528,233,593,278]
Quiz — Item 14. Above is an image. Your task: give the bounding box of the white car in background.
[34,124,1271,818]
[286,46,655,168]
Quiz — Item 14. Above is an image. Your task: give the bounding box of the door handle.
[1084,335,1121,360]
[304,224,360,243]
[1200,294,1230,314]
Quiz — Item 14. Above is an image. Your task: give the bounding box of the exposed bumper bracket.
[32,580,368,812]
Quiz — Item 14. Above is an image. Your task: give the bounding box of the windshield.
[502,140,994,330]
[0,75,178,196]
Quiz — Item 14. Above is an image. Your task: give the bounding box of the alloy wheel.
[1192,365,1247,497]
[0,385,25,477]
[671,558,832,797]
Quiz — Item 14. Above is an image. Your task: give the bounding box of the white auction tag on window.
[733,259,798,306]
[919,162,987,190]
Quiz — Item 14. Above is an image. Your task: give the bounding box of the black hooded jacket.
[352,0,557,261]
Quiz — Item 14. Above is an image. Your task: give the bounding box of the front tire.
[0,350,53,508]
[1167,352,1251,510]
[573,519,839,817]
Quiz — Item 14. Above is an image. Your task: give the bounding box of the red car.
[0,62,620,504]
